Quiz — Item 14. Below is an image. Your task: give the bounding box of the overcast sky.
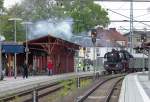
[95,1,150,33]
[4,0,150,33]
[4,0,22,8]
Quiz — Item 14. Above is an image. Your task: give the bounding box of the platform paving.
[119,72,150,102]
[0,72,93,99]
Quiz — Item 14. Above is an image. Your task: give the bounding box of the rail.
[76,74,125,102]
[0,72,93,101]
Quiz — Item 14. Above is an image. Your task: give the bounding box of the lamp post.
[21,21,33,65]
[8,18,22,79]
[91,29,97,80]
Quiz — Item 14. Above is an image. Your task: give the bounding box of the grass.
[46,78,92,102]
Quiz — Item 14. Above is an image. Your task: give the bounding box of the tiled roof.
[96,27,128,46]
[97,27,127,41]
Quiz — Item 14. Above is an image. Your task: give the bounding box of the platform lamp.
[21,21,33,65]
[91,29,97,79]
[8,18,22,79]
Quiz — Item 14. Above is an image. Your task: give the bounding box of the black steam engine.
[104,49,133,74]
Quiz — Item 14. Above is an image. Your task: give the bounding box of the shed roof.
[27,35,80,50]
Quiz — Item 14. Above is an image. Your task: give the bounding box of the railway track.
[0,76,92,102]
[0,74,125,102]
[76,74,125,102]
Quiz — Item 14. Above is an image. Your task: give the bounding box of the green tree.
[4,0,109,41]
[1,3,26,41]
[0,0,4,10]
[62,0,110,33]
[0,15,25,41]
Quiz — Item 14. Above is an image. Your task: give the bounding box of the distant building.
[96,27,128,47]
[124,31,150,48]
[72,27,128,72]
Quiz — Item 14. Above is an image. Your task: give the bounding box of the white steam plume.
[29,18,73,41]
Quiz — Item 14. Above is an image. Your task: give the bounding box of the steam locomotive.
[104,49,133,74]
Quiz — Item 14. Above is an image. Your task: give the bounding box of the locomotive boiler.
[104,49,133,74]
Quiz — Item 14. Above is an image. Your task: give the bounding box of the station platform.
[119,72,150,102]
[0,72,93,99]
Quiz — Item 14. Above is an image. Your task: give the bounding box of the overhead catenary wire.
[134,13,150,18]
[107,8,150,28]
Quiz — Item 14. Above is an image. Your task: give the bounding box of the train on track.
[104,49,134,74]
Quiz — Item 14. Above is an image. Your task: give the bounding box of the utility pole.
[91,29,97,80]
[130,0,133,53]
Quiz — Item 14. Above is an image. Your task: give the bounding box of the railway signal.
[91,29,97,80]
[91,29,97,44]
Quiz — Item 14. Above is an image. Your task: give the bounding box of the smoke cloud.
[29,18,73,41]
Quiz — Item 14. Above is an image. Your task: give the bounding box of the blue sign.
[2,45,25,53]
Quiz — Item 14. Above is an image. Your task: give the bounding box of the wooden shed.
[26,35,79,75]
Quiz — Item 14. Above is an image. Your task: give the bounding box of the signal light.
[91,29,97,38]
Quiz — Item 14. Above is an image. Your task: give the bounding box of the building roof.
[97,27,127,41]
[124,31,150,36]
[71,32,123,47]
[96,27,128,47]
[27,35,80,50]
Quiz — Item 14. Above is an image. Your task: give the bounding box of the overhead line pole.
[130,0,133,53]
[110,20,150,22]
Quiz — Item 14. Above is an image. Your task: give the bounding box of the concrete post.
[77,76,80,88]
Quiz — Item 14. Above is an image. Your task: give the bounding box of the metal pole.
[0,42,2,80]
[14,20,17,79]
[83,49,85,72]
[143,53,145,72]
[8,18,22,79]
[130,0,133,53]
[0,13,2,80]
[77,50,80,88]
[25,24,28,64]
[148,50,150,80]
[21,21,32,65]
[93,43,96,80]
